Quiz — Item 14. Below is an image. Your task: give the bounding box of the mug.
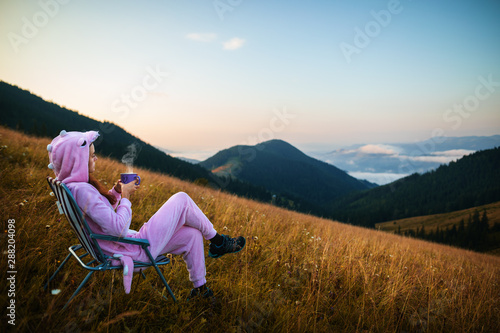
[120,173,141,185]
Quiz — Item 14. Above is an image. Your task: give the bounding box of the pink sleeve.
[72,184,133,238]
[109,187,122,210]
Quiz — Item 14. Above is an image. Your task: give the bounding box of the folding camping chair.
[44,176,177,309]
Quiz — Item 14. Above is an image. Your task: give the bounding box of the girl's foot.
[187,284,213,300]
[208,234,246,258]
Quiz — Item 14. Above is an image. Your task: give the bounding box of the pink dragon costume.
[48,130,217,293]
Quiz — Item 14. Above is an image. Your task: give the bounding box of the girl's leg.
[136,192,217,261]
[161,226,207,288]
[134,191,244,288]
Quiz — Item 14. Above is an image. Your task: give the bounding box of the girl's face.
[89,144,97,173]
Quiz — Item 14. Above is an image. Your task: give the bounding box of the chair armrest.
[91,234,150,247]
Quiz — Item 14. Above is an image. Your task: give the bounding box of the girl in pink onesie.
[47,130,245,299]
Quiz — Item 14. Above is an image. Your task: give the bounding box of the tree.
[418,225,426,238]
[458,218,465,233]
[480,210,489,231]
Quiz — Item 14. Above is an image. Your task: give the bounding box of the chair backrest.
[47,176,106,262]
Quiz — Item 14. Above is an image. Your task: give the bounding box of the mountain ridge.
[200,139,377,210]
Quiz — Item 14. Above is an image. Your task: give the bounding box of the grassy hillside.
[376,201,500,254]
[376,201,500,233]
[1,126,500,332]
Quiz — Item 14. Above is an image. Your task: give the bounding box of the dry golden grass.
[1,126,499,332]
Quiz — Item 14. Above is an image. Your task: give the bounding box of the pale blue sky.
[1,0,499,155]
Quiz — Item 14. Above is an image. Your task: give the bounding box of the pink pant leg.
[136,192,217,287]
[162,226,207,288]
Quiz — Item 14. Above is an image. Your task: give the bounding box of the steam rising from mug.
[121,143,141,173]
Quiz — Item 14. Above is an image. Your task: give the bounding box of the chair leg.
[140,269,172,302]
[144,251,177,303]
[152,264,177,303]
[62,271,94,310]
[44,252,72,291]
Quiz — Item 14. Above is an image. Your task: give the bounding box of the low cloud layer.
[348,171,409,185]
[343,144,474,165]
[308,138,499,185]
[356,144,400,155]
[408,150,475,164]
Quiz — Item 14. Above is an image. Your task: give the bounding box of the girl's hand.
[114,180,123,194]
[121,181,140,200]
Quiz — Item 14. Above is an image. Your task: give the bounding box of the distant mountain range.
[309,136,500,185]
[199,139,377,209]
[1,80,374,218]
[154,146,200,164]
[330,147,500,227]
[198,139,500,227]
[162,135,500,185]
[3,80,500,229]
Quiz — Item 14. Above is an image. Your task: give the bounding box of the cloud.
[431,149,475,157]
[223,37,245,50]
[408,149,475,164]
[408,155,455,164]
[186,33,217,42]
[357,144,398,155]
[348,171,409,185]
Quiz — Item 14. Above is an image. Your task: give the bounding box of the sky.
[1,0,500,161]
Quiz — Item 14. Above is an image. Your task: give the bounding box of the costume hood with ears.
[47,130,100,183]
